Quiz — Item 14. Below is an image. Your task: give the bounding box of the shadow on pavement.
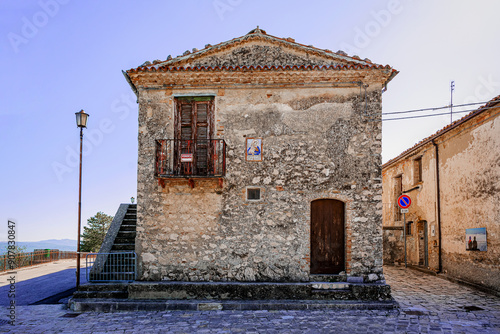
[0,268,87,306]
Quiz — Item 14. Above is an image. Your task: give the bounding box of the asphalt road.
[0,259,87,306]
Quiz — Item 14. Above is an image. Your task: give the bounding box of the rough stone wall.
[382,106,500,293]
[135,84,384,282]
[131,40,392,283]
[382,227,404,264]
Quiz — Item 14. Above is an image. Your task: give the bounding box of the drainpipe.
[432,139,442,273]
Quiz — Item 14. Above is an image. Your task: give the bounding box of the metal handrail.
[155,139,226,178]
[0,250,87,272]
[86,252,137,282]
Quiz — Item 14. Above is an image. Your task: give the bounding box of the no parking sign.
[397,194,411,209]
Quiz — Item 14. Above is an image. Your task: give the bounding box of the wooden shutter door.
[176,101,194,175]
[195,102,209,175]
[175,98,214,176]
[310,199,345,274]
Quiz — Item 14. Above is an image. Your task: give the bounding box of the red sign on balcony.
[181,153,193,162]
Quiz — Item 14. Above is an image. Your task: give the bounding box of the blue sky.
[1,0,499,242]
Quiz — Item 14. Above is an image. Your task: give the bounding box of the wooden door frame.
[174,97,214,175]
[417,220,428,267]
[310,198,346,275]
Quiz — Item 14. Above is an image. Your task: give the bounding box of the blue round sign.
[397,195,411,209]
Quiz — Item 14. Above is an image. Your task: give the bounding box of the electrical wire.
[380,105,499,122]
[382,100,492,115]
[383,110,470,122]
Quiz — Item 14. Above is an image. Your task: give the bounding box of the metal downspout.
[432,139,443,273]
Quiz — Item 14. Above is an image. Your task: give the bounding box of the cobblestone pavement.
[1,266,499,333]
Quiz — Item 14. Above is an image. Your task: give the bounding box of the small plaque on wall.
[181,153,193,162]
[246,138,262,161]
[466,227,487,251]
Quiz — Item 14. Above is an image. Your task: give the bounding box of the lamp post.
[75,109,89,288]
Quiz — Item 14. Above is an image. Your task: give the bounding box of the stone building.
[382,95,500,294]
[124,28,397,283]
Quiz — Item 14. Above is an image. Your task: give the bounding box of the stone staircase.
[70,280,395,312]
[111,204,136,252]
[85,204,137,282]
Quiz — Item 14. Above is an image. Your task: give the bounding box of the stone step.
[69,298,397,312]
[114,237,135,244]
[77,283,130,292]
[73,290,128,299]
[119,225,136,231]
[310,290,353,299]
[310,282,350,290]
[127,282,392,301]
[117,231,136,236]
[111,244,135,251]
[309,274,347,283]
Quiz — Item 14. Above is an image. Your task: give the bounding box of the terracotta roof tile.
[128,27,393,73]
[127,64,396,73]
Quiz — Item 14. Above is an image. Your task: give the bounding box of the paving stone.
[0,266,499,333]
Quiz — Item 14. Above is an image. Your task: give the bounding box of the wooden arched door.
[310,199,345,274]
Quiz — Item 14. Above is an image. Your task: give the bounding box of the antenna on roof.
[450,80,455,123]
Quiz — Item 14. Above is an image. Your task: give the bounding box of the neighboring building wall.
[382,144,439,268]
[437,107,500,292]
[382,149,439,268]
[382,100,500,293]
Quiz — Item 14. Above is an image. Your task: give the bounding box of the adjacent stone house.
[382,95,500,294]
[124,28,397,283]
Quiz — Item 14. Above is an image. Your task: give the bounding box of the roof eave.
[122,70,139,99]
[383,69,399,92]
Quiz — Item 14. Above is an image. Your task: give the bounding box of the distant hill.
[0,239,77,253]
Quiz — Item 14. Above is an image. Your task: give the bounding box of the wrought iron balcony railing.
[155,139,226,178]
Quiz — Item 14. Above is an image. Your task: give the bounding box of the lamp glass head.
[75,110,89,128]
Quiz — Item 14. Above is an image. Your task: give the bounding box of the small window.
[414,157,422,183]
[247,188,261,201]
[406,221,413,235]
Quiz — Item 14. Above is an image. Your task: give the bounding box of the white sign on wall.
[181,153,193,162]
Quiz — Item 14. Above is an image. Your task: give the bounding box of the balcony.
[155,139,226,178]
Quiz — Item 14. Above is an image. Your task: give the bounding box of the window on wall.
[394,175,403,221]
[406,221,413,235]
[247,188,261,201]
[174,96,214,175]
[414,157,422,184]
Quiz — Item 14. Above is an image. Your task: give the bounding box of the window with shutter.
[175,97,214,176]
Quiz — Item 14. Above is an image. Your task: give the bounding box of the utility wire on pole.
[450,81,455,123]
[382,100,491,116]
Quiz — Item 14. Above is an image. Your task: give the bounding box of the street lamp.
[75,109,89,288]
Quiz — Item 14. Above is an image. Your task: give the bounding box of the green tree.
[80,212,113,252]
[1,245,27,256]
